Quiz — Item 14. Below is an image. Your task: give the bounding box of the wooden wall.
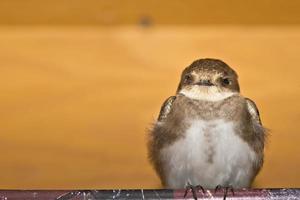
[0,0,300,25]
[0,0,300,189]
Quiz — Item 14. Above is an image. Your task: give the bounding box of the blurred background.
[0,0,300,189]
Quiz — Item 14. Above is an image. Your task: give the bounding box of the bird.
[148,58,266,197]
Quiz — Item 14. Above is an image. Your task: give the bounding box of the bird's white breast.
[160,119,257,189]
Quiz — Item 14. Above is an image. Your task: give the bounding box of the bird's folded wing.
[245,98,262,125]
[157,96,176,122]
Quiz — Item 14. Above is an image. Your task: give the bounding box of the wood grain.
[0,0,300,25]
[0,26,299,189]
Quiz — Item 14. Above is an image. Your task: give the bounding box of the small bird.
[148,58,266,193]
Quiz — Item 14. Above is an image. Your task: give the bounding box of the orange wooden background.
[0,0,300,189]
[0,0,300,25]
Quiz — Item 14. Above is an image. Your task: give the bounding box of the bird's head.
[177,58,240,101]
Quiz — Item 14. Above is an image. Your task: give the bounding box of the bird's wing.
[245,98,262,125]
[246,98,262,125]
[245,98,267,176]
[157,96,176,122]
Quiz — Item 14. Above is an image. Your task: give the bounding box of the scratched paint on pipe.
[0,189,298,199]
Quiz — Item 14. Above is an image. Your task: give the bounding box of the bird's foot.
[56,190,98,200]
[184,183,205,200]
[214,185,234,200]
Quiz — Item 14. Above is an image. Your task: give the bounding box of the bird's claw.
[184,183,205,200]
[214,185,234,200]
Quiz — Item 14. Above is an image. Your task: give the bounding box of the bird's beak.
[196,80,214,86]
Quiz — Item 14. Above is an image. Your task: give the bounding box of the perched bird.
[148,58,266,192]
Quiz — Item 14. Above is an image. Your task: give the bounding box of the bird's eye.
[184,74,193,84]
[222,78,230,86]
